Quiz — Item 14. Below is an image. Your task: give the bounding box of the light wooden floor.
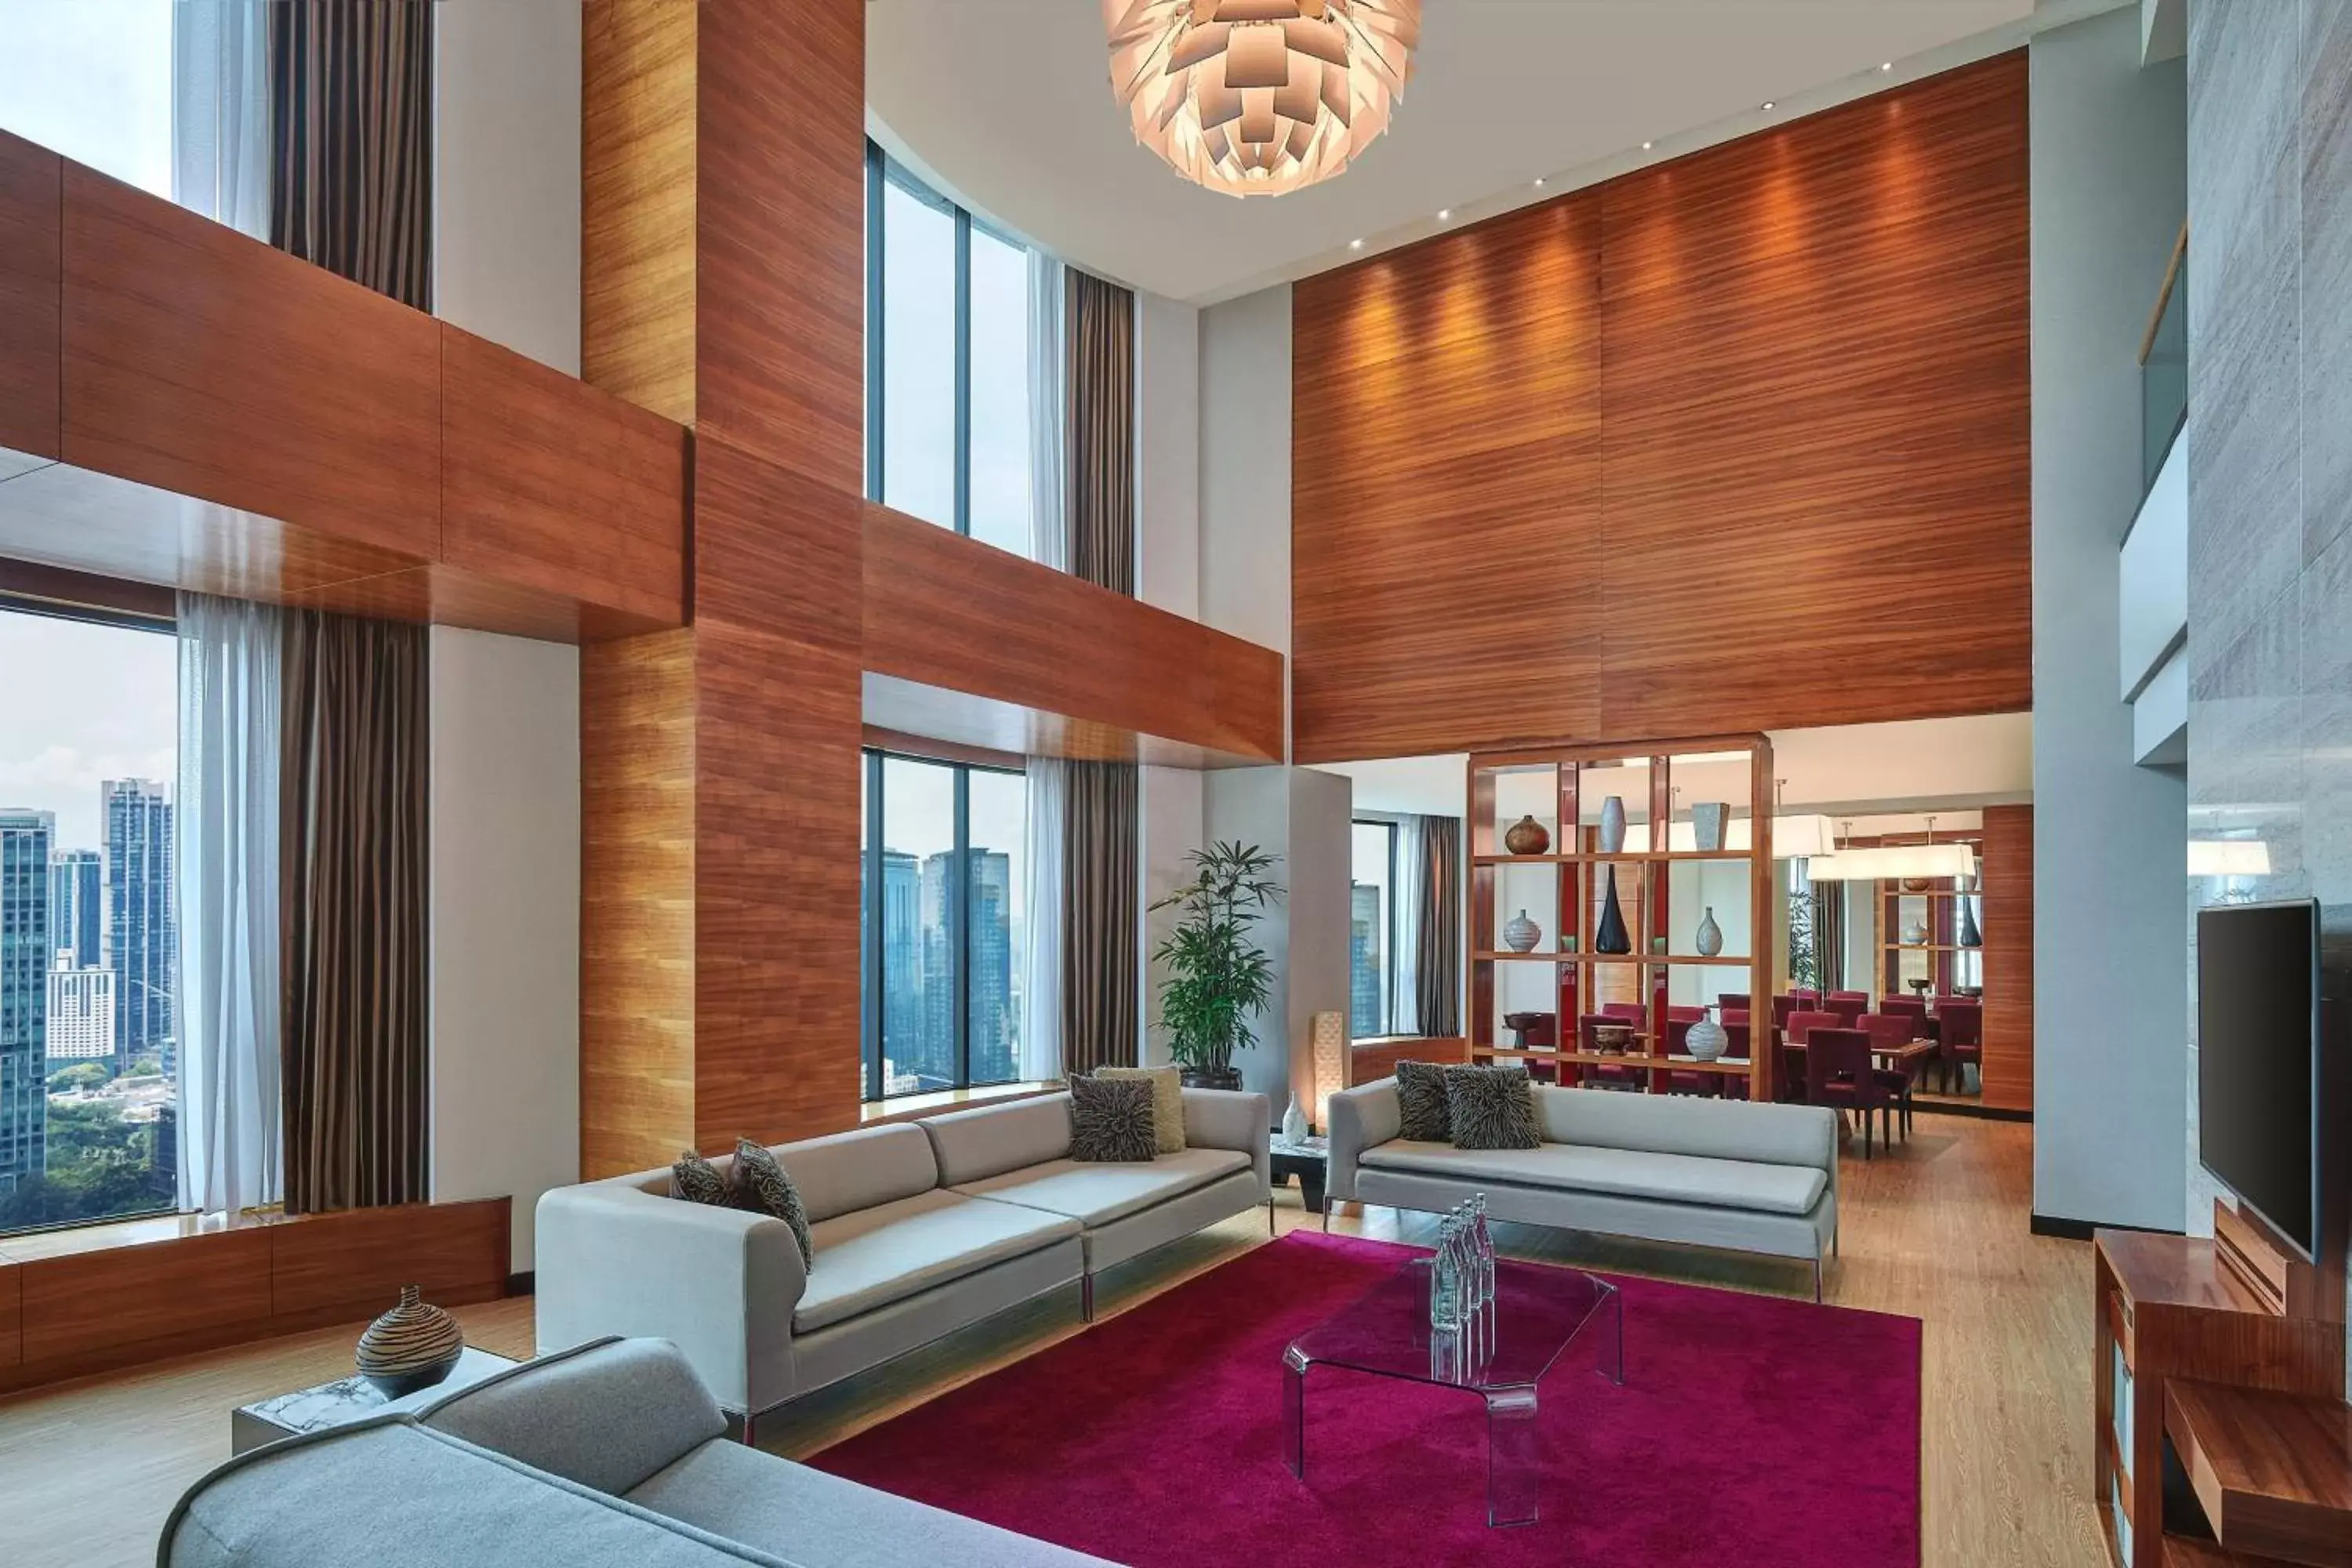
[0,1113,2102,1568]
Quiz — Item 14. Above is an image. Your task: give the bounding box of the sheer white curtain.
[176,593,281,1214]
[1389,815,1425,1037]
[172,1,270,238]
[1021,249,1069,1080]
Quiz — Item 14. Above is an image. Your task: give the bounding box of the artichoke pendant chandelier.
[1103,0,1421,198]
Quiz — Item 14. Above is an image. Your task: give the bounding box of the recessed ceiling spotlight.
[1762,100,1777,111]
[1641,140,1653,151]
[1348,238,1364,249]
[1437,208,1452,221]
[1880,61,1893,71]
[1533,177,1546,187]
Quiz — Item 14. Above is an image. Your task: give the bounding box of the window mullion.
[953,768,972,1087]
[864,140,885,503]
[953,205,972,536]
[862,750,885,1101]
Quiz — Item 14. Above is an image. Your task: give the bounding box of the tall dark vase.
[1958,895,1983,949]
[1594,867,1632,955]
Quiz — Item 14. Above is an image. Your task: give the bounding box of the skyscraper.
[45,957,116,1062]
[0,810,53,1196]
[103,780,173,1073]
[878,851,924,1087]
[49,848,101,968]
[966,848,1014,1085]
[1349,881,1384,1038]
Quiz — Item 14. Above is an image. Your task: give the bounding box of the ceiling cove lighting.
[1105,0,1421,198]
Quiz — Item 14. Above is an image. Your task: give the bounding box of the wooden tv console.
[2094,1203,2348,1568]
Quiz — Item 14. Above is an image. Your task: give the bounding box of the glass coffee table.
[1283,1258,1623,1526]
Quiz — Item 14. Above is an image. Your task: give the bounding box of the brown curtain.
[1813,880,1846,993]
[281,611,427,1214]
[1414,815,1461,1036]
[1065,269,1135,594]
[1058,267,1141,1072]
[1062,761,1138,1073]
[269,0,434,309]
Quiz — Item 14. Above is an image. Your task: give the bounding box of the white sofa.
[1325,1077,1840,1297]
[164,1338,1113,1566]
[537,1088,1270,1433]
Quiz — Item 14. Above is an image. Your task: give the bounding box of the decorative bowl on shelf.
[1503,815,1551,855]
[1502,1011,1556,1049]
[1591,1023,1635,1054]
[1900,877,1930,893]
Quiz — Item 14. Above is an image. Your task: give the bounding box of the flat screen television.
[2197,899,2321,1261]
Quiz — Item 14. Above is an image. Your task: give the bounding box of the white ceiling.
[866,0,2082,304]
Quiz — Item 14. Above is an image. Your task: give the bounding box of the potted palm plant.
[1149,840,1283,1091]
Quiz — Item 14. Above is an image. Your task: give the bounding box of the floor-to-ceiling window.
[0,1,172,201]
[1349,819,1396,1040]
[859,750,1028,1101]
[0,599,179,1235]
[866,143,1036,557]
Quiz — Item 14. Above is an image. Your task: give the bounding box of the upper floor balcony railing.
[2140,220,2187,500]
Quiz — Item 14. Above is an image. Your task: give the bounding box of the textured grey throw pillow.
[1068,1075,1158,1162]
[732,1139,815,1270]
[1395,1060,1454,1142]
[670,1149,731,1206]
[1443,1064,1541,1151]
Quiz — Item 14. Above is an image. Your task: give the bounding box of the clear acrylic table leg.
[1283,1345,1308,1479]
[1597,1279,1625,1386]
[1485,1384,1541,1526]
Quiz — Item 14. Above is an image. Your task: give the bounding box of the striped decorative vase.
[356,1284,464,1397]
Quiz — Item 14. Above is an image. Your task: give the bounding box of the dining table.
[1780,1033,1937,1138]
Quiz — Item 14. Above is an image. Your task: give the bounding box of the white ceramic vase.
[1282,1098,1310,1145]
[1695,906,1723,956]
[1501,909,1541,953]
[1598,795,1627,854]
[1686,1009,1729,1062]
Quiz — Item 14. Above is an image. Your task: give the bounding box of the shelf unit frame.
[1466,733,1778,1102]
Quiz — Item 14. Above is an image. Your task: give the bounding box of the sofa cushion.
[949,1147,1251,1226]
[670,1149,732,1207]
[920,1094,1074,1185]
[746,1124,938,1225]
[1441,1063,1541,1150]
[1394,1060,1454,1142]
[1534,1083,1837,1171]
[1066,1074,1158,1163]
[628,1435,1115,1566]
[732,1140,813,1269]
[417,1338,726,1497]
[793,1189,1080,1334]
[1358,1140,1828,1217]
[1093,1065,1185,1153]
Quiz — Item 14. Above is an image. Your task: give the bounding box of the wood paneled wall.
[579,0,869,1167]
[0,1200,506,1396]
[862,503,1286,765]
[1290,53,2031,762]
[1979,802,2034,1113]
[0,132,688,641]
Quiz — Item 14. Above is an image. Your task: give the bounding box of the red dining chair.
[1781,1009,1840,1103]
[1806,1025,1896,1157]
[1935,999,1984,1094]
[1828,989,1869,1006]
[1789,988,1822,1007]
[1719,1020,1754,1100]
[1861,1012,1920,1138]
[1769,994,1801,1035]
[1718,992,1751,1013]
[1826,995,1867,1028]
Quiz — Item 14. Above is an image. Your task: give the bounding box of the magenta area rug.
[811,1232,1922,1567]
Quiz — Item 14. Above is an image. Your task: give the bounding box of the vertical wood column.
[579,0,865,1175]
[1979,804,2034,1113]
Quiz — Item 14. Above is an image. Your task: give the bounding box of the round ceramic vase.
[1503,815,1551,856]
[1502,909,1542,953]
[1686,1010,1730,1062]
[356,1284,464,1397]
[1695,906,1724,957]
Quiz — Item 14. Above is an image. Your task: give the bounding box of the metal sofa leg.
[740,1410,759,1448]
[1267,1200,1276,1236]
[1813,1256,1824,1303]
[1081,1272,1094,1323]
[1320,1200,1334,1232]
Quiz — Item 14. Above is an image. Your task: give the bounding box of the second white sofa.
[536,1087,1269,1435]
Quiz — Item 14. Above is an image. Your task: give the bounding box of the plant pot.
[1503,814,1551,855]
[1178,1065,1243,1091]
